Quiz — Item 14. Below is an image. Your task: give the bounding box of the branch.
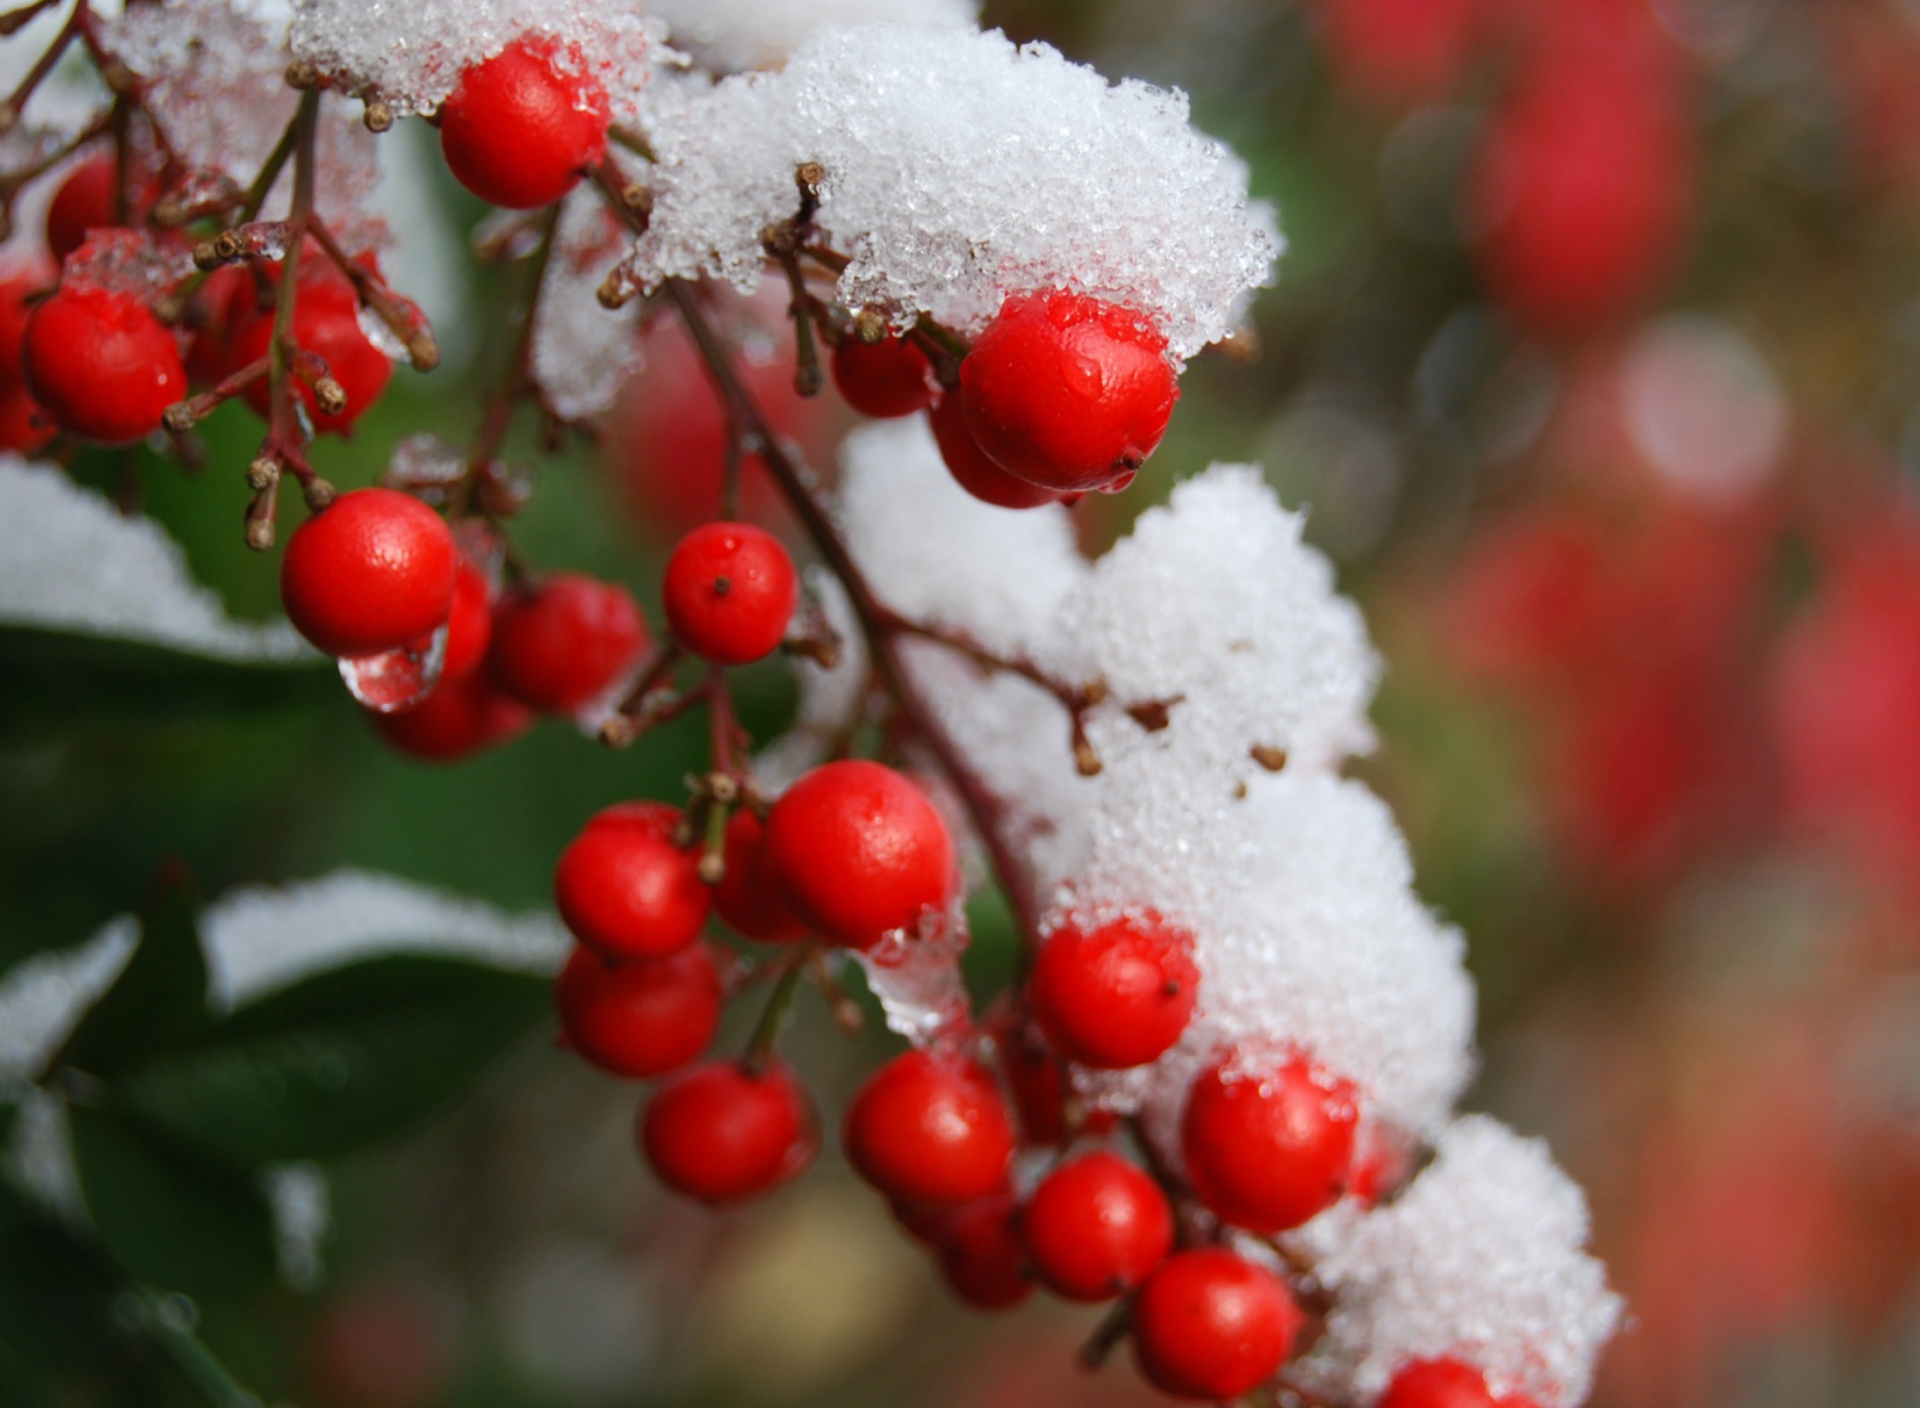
[659,277,1049,952]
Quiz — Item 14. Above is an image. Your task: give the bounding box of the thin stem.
[1,1,80,126]
[261,88,320,489]
[129,1287,264,1408]
[660,278,1046,951]
[455,200,559,514]
[236,112,297,223]
[742,957,806,1073]
[0,0,63,39]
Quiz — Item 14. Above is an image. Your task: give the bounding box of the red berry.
[712,809,808,944]
[22,283,185,446]
[0,268,47,383]
[1030,913,1199,1070]
[959,291,1177,494]
[761,760,955,952]
[439,37,611,210]
[1379,1358,1543,1408]
[553,801,711,960]
[1182,1052,1358,1234]
[0,381,51,454]
[488,572,649,714]
[936,1195,1032,1310]
[843,1049,1014,1205]
[661,521,798,665]
[233,268,392,433]
[183,263,258,389]
[992,1011,1068,1146]
[554,942,723,1079]
[371,670,531,761]
[1022,1151,1172,1302]
[928,392,1064,510]
[1468,61,1690,336]
[45,154,153,264]
[279,488,456,658]
[831,333,934,418]
[640,1058,816,1204]
[439,561,493,683]
[1130,1249,1302,1400]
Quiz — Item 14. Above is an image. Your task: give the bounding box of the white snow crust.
[631,25,1279,361]
[0,456,310,662]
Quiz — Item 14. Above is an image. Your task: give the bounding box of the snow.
[1294,1115,1624,1408]
[530,189,643,422]
[0,455,311,662]
[289,0,661,119]
[0,871,566,1083]
[650,0,978,73]
[630,25,1280,361]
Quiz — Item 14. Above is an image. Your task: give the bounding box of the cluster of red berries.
[826,290,1180,511]
[276,487,818,761]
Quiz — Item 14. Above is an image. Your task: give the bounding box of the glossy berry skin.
[929,391,1063,510]
[372,670,530,761]
[439,561,494,683]
[440,38,611,210]
[554,942,722,1079]
[1379,1358,1543,1408]
[1030,914,1199,1069]
[1022,1151,1173,1302]
[22,284,185,446]
[994,1012,1068,1145]
[488,573,649,714]
[762,760,955,952]
[553,801,710,961]
[1182,1052,1358,1234]
[831,334,934,418]
[0,270,44,383]
[661,522,798,665]
[45,154,132,263]
[959,291,1177,494]
[0,381,50,453]
[641,1058,816,1204]
[279,489,457,658]
[844,1050,1014,1206]
[937,1196,1032,1310]
[1131,1249,1302,1400]
[712,809,808,944]
[234,274,391,433]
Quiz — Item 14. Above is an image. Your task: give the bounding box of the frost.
[0,873,566,1078]
[1058,465,1379,793]
[0,456,311,662]
[1119,772,1476,1146]
[289,0,661,119]
[837,418,1086,661]
[105,0,383,241]
[650,0,978,74]
[0,920,139,1081]
[1294,1116,1624,1408]
[265,1162,330,1290]
[201,869,568,1009]
[530,189,643,422]
[632,25,1280,361]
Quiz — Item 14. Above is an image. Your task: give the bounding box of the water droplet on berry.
[339,623,449,713]
[854,900,972,1047]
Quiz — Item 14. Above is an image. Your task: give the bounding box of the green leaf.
[67,1104,276,1299]
[110,955,551,1164]
[0,626,330,733]
[55,864,212,1081]
[0,1176,123,1382]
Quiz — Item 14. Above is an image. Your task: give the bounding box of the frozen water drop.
[853,898,972,1048]
[338,623,448,713]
